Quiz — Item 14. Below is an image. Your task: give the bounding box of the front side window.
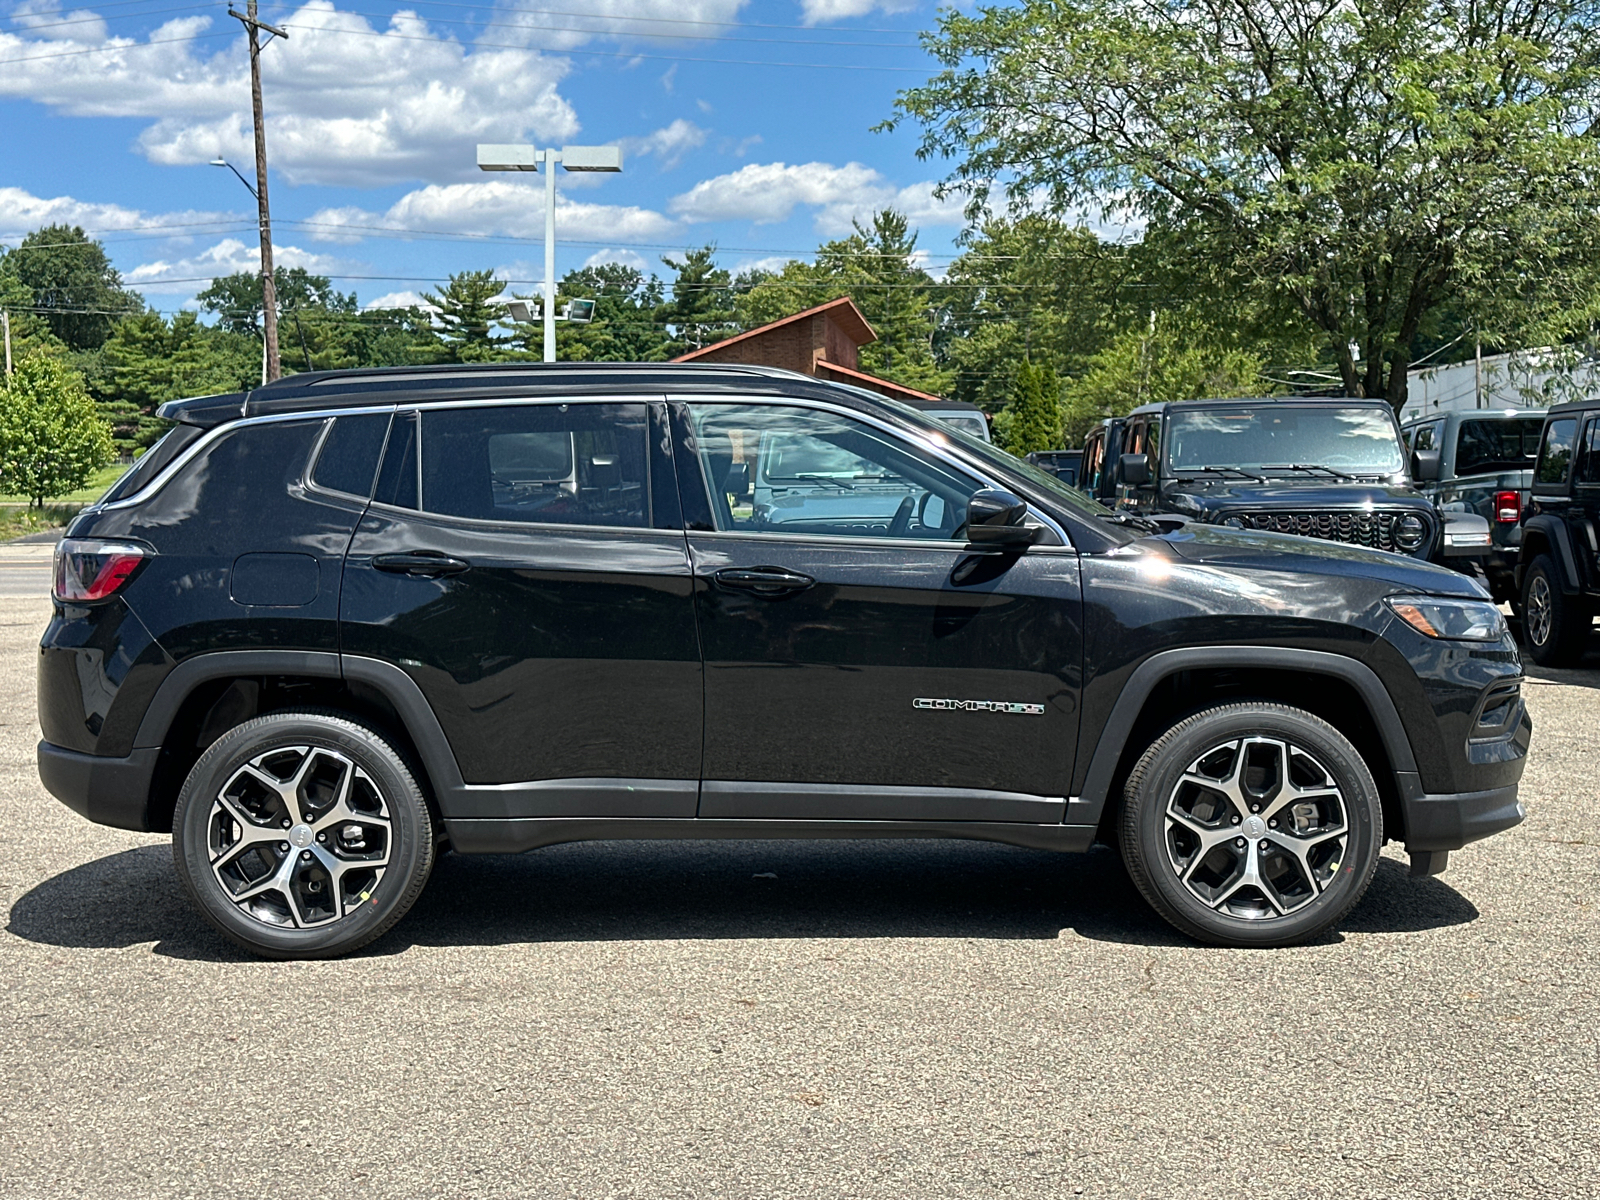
[1534,417,1579,486]
[687,403,981,540]
[1454,418,1544,476]
[1576,418,1600,485]
[1165,405,1405,474]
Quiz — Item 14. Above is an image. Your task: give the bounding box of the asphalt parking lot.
[1,590,1597,1200]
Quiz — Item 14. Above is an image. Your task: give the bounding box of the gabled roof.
[672,296,876,362]
[815,360,944,404]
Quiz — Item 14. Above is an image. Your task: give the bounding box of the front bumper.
[38,740,161,832]
[1399,780,1525,876]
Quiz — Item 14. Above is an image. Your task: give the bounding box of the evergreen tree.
[0,226,142,351]
[538,263,671,362]
[1001,361,1064,454]
[98,312,259,451]
[0,354,115,505]
[423,270,511,363]
[658,247,736,355]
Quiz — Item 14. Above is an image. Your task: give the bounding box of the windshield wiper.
[787,473,854,489]
[1098,511,1161,533]
[1258,463,1359,481]
[1174,465,1266,483]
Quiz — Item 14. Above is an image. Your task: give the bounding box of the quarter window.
[311,412,391,498]
[686,403,982,540]
[1534,418,1579,486]
[1576,418,1600,485]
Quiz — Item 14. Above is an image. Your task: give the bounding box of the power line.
[3,3,213,33]
[284,0,927,36]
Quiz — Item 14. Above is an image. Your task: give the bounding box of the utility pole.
[228,2,287,382]
[1474,330,1483,410]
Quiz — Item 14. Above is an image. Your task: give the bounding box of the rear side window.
[100,423,205,504]
[418,403,649,528]
[311,413,391,498]
[1534,418,1579,486]
[1454,418,1543,475]
[1577,418,1600,485]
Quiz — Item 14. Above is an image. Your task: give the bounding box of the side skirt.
[443,817,1099,856]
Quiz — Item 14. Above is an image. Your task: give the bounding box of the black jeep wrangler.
[1517,400,1600,666]
[1082,397,1492,567]
[38,365,1528,958]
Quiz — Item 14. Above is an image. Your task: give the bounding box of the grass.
[0,505,81,542]
[0,463,128,507]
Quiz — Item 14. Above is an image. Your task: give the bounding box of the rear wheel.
[172,711,435,959]
[1520,555,1592,667]
[1119,703,1382,948]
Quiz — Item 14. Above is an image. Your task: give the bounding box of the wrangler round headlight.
[1393,513,1427,551]
[1221,516,1246,529]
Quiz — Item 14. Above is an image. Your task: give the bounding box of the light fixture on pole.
[477,144,622,363]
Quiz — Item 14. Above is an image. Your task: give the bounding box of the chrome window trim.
[670,393,1074,550]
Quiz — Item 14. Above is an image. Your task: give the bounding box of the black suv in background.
[1402,409,1546,603]
[1082,398,1492,567]
[39,365,1528,958]
[1517,400,1600,665]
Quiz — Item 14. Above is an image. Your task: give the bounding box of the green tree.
[99,311,259,451]
[1000,360,1063,454]
[196,267,357,337]
[1060,315,1271,443]
[543,263,671,362]
[892,0,1600,410]
[423,270,511,363]
[658,247,736,355]
[0,226,142,351]
[0,354,115,505]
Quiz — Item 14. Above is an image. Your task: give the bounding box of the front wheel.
[172,711,436,959]
[1119,703,1382,948]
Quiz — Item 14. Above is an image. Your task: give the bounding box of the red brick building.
[671,296,943,404]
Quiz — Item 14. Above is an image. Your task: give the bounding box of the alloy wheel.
[207,745,392,929]
[1164,736,1349,920]
[1526,576,1553,647]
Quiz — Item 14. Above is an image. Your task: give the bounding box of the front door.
[340,399,702,818]
[672,399,1083,823]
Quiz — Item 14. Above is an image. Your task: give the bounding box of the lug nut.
[1235,837,1246,848]
[1231,815,1240,825]
[282,819,292,828]
[317,832,327,842]
[1250,804,1260,813]
[279,842,290,852]
[1259,839,1270,850]
[1268,819,1278,829]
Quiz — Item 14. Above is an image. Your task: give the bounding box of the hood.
[1160,480,1428,515]
[1152,522,1488,598]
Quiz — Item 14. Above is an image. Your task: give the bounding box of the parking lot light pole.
[476,144,623,362]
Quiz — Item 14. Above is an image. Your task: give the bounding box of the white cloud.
[732,255,799,277]
[487,0,748,52]
[621,119,707,170]
[365,289,433,311]
[0,187,239,242]
[796,0,916,26]
[669,162,967,234]
[9,0,108,42]
[0,4,578,187]
[582,248,650,271]
[124,237,351,293]
[307,179,680,245]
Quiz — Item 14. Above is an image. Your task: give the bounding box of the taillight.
[1493,490,1520,523]
[53,539,149,603]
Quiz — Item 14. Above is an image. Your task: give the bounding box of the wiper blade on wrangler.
[1098,511,1160,532]
[788,473,854,489]
[1176,465,1266,483]
[1258,463,1357,481]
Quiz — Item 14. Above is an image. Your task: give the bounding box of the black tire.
[172,711,436,959]
[1520,555,1592,667]
[1119,703,1382,948]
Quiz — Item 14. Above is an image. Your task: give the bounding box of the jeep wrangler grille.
[1233,510,1421,554]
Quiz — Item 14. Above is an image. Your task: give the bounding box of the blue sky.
[0,0,979,314]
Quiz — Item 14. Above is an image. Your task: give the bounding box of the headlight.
[1221,516,1246,529]
[1386,595,1506,641]
[1392,513,1427,551]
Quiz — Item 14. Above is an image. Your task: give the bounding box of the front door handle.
[712,566,815,596]
[372,552,471,578]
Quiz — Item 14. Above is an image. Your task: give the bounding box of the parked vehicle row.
[39,365,1528,958]
[1515,399,1600,666]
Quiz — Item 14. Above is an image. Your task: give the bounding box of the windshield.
[1455,418,1544,475]
[1166,405,1405,474]
[760,433,904,484]
[930,413,990,442]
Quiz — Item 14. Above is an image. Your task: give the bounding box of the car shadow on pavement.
[8,839,1477,961]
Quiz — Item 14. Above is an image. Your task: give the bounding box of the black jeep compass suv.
[38,365,1530,958]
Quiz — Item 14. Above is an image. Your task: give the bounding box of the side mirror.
[1411,449,1441,483]
[723,461,750,496]
[965,488,1039,546]
[1119,452,1152,487]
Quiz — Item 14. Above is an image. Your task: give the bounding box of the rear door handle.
[372,552,471,578]
[712,566,815,596]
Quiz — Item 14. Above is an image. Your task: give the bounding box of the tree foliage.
[999,360,1063,454]
[552,264,669,362]
[892,0,1600,410]
[422,270,511,363]
[0,354,115,505]
[0,225,143,351]
[658,247,737,356]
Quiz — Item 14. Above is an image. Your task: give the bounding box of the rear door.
[673,398,1083,823]
[339,398,703,818]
